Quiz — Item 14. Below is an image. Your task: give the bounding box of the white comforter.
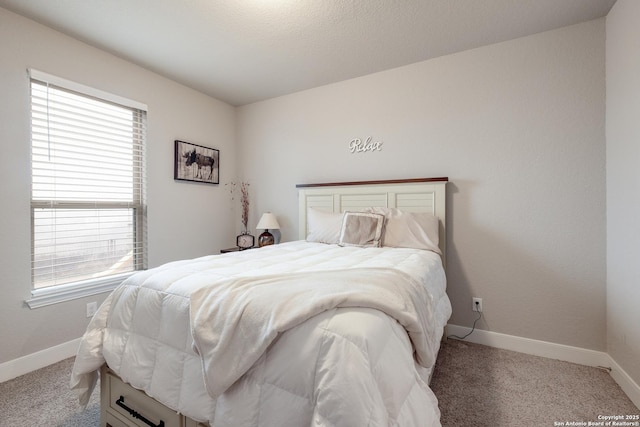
[71,241,451,427]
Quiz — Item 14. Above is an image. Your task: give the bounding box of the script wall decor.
[349,136,383,153]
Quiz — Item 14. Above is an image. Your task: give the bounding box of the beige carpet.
[0,358,99,427]
[431,339,639,426]
[0,340,637,426]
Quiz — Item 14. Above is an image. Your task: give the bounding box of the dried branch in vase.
[226,181,250,232]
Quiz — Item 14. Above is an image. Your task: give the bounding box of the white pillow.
[306,208,343,244]
[338,211,385,248]
[365,207,441,254]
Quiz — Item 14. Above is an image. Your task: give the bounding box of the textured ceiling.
[0,0,616,106]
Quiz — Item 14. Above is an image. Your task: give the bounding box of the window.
[27,70,147,308]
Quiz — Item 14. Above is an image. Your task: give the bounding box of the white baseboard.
[0,338,80,383]
[446,324,640,409]
[607,354,640,410]
[445,324,610,366]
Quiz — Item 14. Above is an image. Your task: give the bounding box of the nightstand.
[220,246,254,253]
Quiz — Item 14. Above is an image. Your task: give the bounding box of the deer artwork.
[183,149,215,180]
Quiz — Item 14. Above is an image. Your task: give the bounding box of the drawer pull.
[115,395,165,427]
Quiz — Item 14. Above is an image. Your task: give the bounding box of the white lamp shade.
[256,212,280,230]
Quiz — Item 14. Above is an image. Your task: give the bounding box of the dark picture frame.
[174,140,219,184]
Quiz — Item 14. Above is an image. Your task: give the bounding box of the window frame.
[26,70,147,309]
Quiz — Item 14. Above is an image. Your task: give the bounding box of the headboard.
[296,177,448,260]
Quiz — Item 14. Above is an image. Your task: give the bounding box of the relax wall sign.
[349,137,383,153]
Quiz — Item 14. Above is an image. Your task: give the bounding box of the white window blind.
[30,71,147,293]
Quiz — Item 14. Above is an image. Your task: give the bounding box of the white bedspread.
[71,241,451,427]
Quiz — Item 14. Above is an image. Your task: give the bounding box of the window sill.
[25,272,134,309]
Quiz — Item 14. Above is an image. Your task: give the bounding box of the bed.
[71,177,452,427]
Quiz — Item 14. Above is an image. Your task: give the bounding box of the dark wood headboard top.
[295,177,449,189]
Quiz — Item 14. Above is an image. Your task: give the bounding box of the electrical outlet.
[86,301,98,318]
[472,297,483,313]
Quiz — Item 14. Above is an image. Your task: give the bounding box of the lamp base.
[258,230,274,247]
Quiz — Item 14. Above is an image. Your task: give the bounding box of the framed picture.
[174,140,219,184]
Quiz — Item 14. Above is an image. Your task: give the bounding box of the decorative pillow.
[338,212,385,248]
[306,208,344,244]
[365,207,441,254]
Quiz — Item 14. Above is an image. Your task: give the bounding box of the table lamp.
[256,212,280,247]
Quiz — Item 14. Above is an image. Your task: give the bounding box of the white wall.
[0,8,236,365]
[606,0,640,386]
[0,5,619,380]
[238,20,607,351]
